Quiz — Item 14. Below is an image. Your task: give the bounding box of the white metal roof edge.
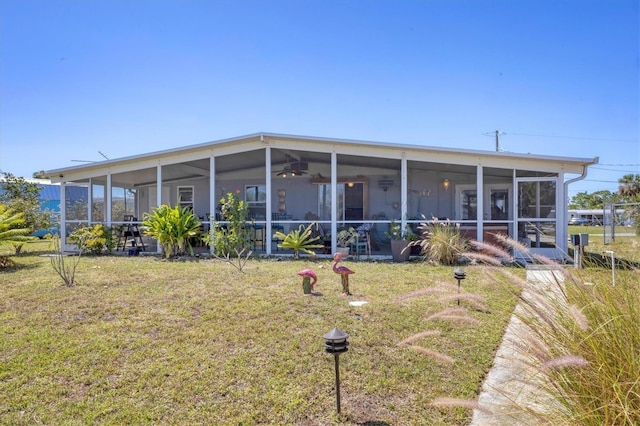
[261,132,598,165]
[44,131,598,176]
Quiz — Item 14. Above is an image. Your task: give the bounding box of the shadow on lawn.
[569,248,640,270]
[0,259,40,273]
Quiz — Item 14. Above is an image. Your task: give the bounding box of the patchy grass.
[0,253,519,425]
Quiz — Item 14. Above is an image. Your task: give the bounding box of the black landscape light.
[323,327,349,414]
[454,268,466,305]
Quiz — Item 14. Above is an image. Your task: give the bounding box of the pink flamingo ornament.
[332,252,354,295]
[297,269,317,294]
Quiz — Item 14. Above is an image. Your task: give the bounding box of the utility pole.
[495,130,500,152]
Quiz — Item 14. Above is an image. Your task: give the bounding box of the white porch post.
[401,154,407,231]
[512,170,517,242]
[106,173,112,226]
[87,178,93,225]
[265,146,272,255]
[557,173,566,253]
[331,150,337,254]
[156,164,162,254]
[209,156,216,255]
[59,181,66,250]
[476,165,484,242]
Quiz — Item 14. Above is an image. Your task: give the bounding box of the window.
[177,186,194,210]
[245,185,266,219]
[317,182,365,221]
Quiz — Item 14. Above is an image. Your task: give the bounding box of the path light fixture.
[454,268,466,305]
[323,327,349,414]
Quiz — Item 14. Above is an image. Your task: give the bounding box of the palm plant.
[618,173,640,199]
[0,204,34,245]
[618,174,640,235]
[273,223,323,259]
[143,204,201,258]
[0,204,35,267]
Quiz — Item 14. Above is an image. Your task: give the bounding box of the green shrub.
[410,217,468,265]
[69,224,109,255]
[143,204,201,258]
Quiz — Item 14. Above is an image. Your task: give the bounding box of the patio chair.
[352,223,373,258]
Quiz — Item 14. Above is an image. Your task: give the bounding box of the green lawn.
[0,245,521,425]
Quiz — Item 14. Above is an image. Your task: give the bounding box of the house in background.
[44,132,598,258]
[0,178,88,237]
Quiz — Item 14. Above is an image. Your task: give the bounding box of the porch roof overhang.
[45,132,598,185]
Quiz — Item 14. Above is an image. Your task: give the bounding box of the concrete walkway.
[470,267,564,425]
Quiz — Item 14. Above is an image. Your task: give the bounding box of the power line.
[582,179,623,183]
[502,132,638,143]
[591,167,640,173]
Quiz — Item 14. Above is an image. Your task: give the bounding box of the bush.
[143,205,201,258]
[69,224,110,255]
[410,217,468,265]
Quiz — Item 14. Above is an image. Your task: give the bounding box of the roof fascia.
[46,132,597,182]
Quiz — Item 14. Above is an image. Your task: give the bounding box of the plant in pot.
[386,219,413,262]
[336,227,359,256]
[273,224,324,259]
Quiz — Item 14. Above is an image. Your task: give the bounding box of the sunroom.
[46,133,597,259]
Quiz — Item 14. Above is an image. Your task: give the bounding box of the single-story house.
[45,132,598,259]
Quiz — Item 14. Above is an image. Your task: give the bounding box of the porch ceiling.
[96,149,401,187]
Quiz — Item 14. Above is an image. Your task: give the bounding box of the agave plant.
[143,204,201,258]
[273,223,324,259]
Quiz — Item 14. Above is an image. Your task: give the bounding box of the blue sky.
[1,0,638,199]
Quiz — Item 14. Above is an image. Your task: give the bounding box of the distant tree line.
[570,174,640,209]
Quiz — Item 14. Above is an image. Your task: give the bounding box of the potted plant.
[386,219,412,262]
[336,227,359,256]
[273,224,324,259]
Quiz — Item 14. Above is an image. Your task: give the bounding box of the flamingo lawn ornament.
[332,252,354,296]
[297,269,317,295]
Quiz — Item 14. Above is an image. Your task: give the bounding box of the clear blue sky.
[1,0,638,199]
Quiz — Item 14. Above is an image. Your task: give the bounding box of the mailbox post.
[570,233,589,268]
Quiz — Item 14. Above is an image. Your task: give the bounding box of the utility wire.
[591,167,640,173]
[502,132,638,143]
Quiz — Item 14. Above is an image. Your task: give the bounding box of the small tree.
[207,193,252,257]
[0,172,52,252]
[50,235,80,286]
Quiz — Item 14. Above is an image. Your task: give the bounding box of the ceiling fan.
[275,155,307,177]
